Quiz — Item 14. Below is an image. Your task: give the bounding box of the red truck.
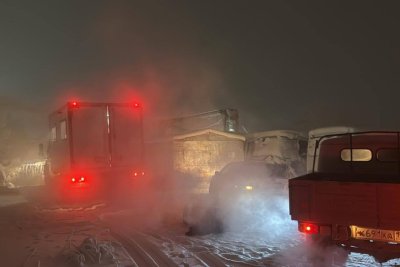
[289,131,400,261]
[44,101,144,199]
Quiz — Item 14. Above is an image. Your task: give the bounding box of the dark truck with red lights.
[44,101,144,198]
[289,131,400,261]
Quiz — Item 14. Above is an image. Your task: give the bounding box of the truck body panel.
[291,176,400,230]
[289,131,400,258]
[46,102,143,189]
[47,107,70,175]
[70,105,109,170]
[109,106,143,168]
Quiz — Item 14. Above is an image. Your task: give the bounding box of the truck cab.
[289,131,400,261]
[45,101,144,198]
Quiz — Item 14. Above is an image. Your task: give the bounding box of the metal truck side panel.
[376,184,400,229]
[312,181,378,227]
[289,183,311,220]
[109,106,143,168]
[70,105,109,169]
[48,106,70,174]
[290,177,400,230]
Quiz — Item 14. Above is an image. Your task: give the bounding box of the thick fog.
[1,1,400,266]
[2,1,400,131]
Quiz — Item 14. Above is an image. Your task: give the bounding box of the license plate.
[351,225,400,242]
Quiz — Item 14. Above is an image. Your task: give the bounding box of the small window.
[50,126,56,142]
[341,149,372,162]
[377,149,400,162]
[299,140,308,157]
[60,120,67,140]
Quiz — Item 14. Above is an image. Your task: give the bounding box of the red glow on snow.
[71,176,86,183]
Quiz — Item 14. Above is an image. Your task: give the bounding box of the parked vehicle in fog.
[44,101,144,198]
[183,130,307,234]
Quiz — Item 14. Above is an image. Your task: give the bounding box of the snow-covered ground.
[0,186,399,267]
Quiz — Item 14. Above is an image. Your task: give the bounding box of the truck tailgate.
[290,178,400,229]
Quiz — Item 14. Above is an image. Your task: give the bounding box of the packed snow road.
[0,186,400,266]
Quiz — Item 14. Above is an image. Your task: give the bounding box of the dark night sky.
[1,0,400,133]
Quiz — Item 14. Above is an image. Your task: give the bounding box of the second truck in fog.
[44,101,144,196]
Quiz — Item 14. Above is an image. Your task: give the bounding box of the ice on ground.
[0,194,27,207]
[58,236,132,267]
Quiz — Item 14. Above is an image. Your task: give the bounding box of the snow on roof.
[173,128,245,141]
[246,130,307,141]
[308,126,359,138]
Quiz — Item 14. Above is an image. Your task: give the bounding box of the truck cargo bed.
[290,173,400,230]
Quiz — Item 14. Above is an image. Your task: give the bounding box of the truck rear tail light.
[299,222,319,234]
[133,171,145,177]
[71,176,86,183]
[132,102,141,108]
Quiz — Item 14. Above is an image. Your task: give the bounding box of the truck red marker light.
[68,101,80,108]
[299,222,319,234]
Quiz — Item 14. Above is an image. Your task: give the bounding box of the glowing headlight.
[245,185,253,191]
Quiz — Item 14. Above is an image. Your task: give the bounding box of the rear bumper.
[336,239,400,262]
[297,221,400,261]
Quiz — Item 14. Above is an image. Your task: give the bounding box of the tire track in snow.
[146,232,230,267]
[111,228,178,267]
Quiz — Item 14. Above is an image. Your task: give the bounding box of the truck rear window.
[340,149,372,162]
[60,120,67,140]
[315,132,400,175]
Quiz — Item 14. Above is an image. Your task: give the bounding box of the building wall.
[173,133,244,193]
